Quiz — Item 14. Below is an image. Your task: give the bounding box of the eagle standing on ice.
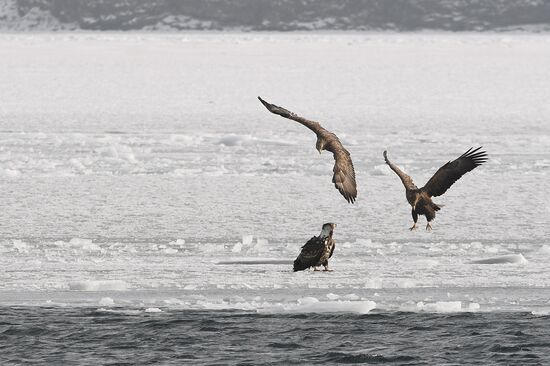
[258,97,357,204]
[384,147,488,231]
[293,223,337,272]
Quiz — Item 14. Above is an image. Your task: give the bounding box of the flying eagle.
[384,147,488,231]
[258,97,357,203]
[293,223,337,272]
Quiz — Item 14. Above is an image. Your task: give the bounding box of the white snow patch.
[3,168,20,177]
[218,134,251,146]
[12,240,29,253]
[69,280,128,291]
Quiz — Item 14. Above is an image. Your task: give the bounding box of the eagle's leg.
[426,221,433,232]
[322,261,333,272]
[410,209,418,231]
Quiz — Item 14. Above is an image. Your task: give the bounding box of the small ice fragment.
[242,235,254,246]
[99,297,114,306]
[145,307,162,313]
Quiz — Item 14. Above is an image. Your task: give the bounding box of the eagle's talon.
[426,223,432,232]
[409,224,417,231]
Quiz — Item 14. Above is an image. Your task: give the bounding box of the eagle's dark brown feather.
[383,150,417,191]
[293,236,326,272]
[258,96,322,134]
[258,96,357,203]
[422,147,488,197]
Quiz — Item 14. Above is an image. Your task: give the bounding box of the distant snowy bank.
[2,0,550,32]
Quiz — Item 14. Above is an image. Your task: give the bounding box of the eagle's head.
[319,223,336,238]
[316,137,324,154]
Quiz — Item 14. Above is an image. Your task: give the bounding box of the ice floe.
[416,301,480,313]
[471,254,527,265]
[260,297,377,315]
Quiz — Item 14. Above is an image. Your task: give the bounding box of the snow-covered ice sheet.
[0,33,549,313]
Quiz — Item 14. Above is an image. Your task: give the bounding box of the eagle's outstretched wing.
[258,96,324,134]
[383,150,418,191]
[422,147,488,197]
[329,143,357,203]
[293,236,325,272]
[258,96,357,203]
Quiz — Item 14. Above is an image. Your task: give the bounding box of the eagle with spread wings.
[258,97,357,203]
[384,147,488,231]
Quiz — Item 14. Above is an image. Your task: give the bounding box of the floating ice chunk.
[145,307,162,313]
[364,278,382,289]
[532,309,550,316]
[254,237,269,251]
[170,239,186,246]
[538,245,550,255]
[12,240,29,253]
[99,297,114,306]
[471,254,527,265]
[417,301,462,313]
[242,235,254,246]
[69,238,102,252]
[96,308,141,315]
[69,280,128,291]
[395,278,418,288]
[163,298,184,305]
[261,297,376,314]
[4,168,20,177]
[326,293,340,300]
[414,301,480,313]
[216,258,292,265]
[468,302,481,311]
[231,242,242,253]
[470,241,483,250]
[163,248,178,254]
[70,158,89,173]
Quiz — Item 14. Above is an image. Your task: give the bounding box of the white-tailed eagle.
[258,97,357,203]
[384,147,488,231]
[293,223,336,272]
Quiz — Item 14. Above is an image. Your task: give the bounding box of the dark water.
[1,308,549,365]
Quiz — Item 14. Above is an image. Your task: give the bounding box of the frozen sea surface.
[0,32,549,363]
